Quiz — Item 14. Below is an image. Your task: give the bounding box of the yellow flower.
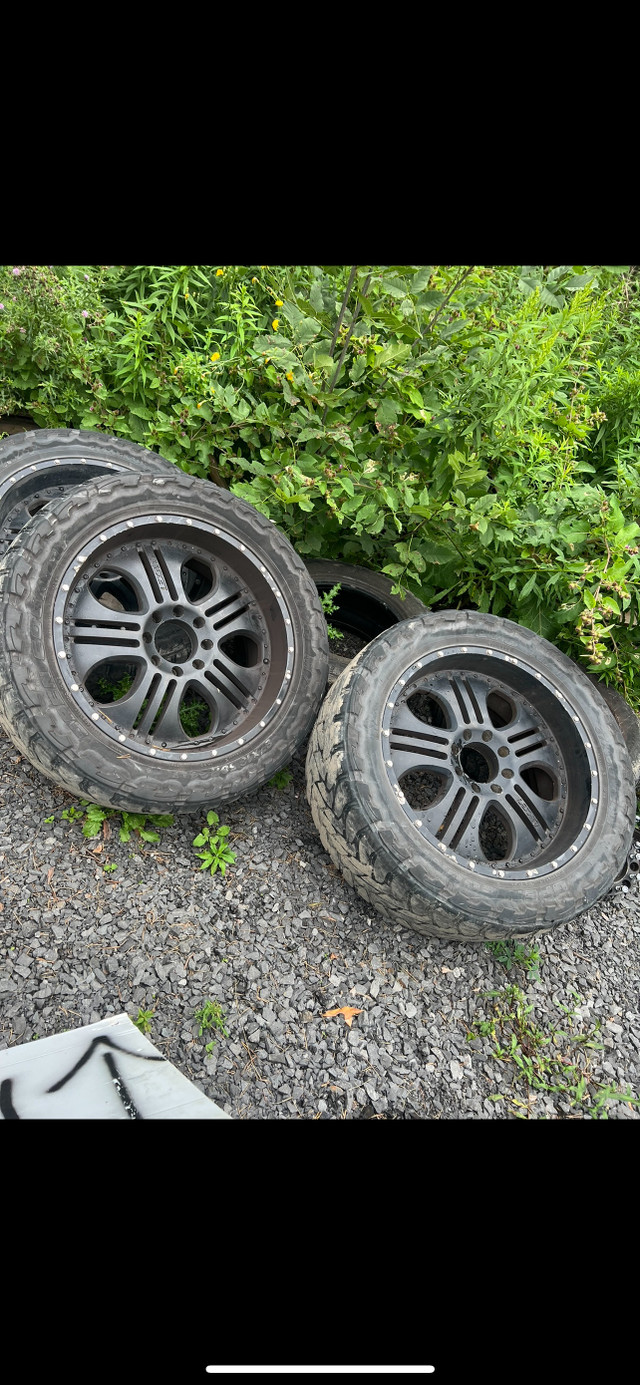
[265,357,270,364]
[197,402,202,409]
[174,367,179,375]
[210,352,220,362]
[286,372,294,382]
[216,268,224,277]
[252,276,258,283]
[185,292,189,298]
[275,299,283,307]
[272,318,279,331]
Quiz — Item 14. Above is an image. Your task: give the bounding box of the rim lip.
[0,455,131,502]
[380,643,600,881]
[52,510,295,763]
[0,457,137,551]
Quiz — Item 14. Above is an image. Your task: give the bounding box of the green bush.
[2,262,640,706]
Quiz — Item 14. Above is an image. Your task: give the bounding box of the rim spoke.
[500,794,549,860]
[426,781,484,853]
[70,636,142,680]
[212,655,263,700]
[151,683,186,742]
[206,590,254,633]
[509,775,559,833]
[107,668,170,735]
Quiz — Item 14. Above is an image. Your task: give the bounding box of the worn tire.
[305,611,635,940]
[0,471,328,813]
[583,672,640,791]
[306,559,428,682]
[0,428,174,559]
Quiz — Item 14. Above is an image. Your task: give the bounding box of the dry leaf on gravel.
[322,1006,363,1028]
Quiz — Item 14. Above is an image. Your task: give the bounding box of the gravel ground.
[1,719,640,1120]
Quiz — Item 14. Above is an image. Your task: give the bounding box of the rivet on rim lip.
[91,712,99,721]
[186,518,192,525]
[415,819,423,827]
[71,683,79,691]
[211,750,217,756]
[58,651,66,659]
[55,617,63,624]
[118,735,126,742]
[181,754,187,760]
[238,738,244,745]
[156,515,163,522]
[386,760,393,766]
[387,702,394,709]
[585,822,592,830]
[62,584,69,591]
[383,729,390,736]
[260,720,266,727]
[100,533,107,541]
[591,797,597,804]
[276,699,282,705]
[527,869,537,877]
[150,748,156,755]
[571,844,578,852]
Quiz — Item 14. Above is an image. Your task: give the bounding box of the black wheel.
[0,471,328,813]
[0,428,174,560]
[306,611,635,940]
[305,559,429,682]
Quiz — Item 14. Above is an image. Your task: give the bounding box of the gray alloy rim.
[381,645,600,881]
[52,511,294,762]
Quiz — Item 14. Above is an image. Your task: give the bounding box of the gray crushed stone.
[1,726,639,1120]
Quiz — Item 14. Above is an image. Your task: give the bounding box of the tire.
[305,559,429,683]
[305,611,635,940]
[0,428,174,560]
[583,672,640,792]
[0,470,328,813]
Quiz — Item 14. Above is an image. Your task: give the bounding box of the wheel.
[305,559,428,681]
[0,470,328,813]
[0,428,174,560]
[305,611,635,940]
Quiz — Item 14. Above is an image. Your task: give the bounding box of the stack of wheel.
[0,428,637,942]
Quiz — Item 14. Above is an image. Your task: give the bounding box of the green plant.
[485,939,541,981]
[467,982,639,1118]
[320,582,344,642]
[103,862,117,873]
[5,264,640,707]
[60,801,173,841]
[194,999,228,1047]
[193,810,236,875]
[132,1007,154,1034]
[43,814,55,823]
[268,767,293,790]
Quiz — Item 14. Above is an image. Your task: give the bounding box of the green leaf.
[412,267,433,293]
[375,397,400,425]
[206,811,219,826]
[193,832,207,847]
[421,290,446,309]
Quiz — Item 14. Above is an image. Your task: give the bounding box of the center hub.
[459,741,499,784]
[154,619,196,665]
